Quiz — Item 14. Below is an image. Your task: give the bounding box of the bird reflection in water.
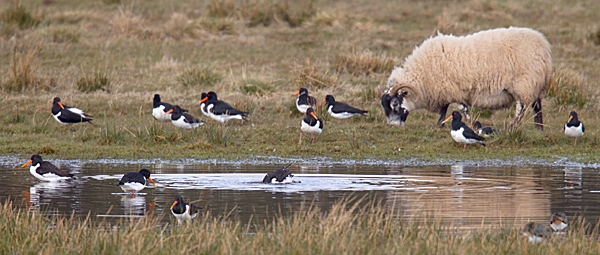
[23,182,73,211]
[120,195,150,216]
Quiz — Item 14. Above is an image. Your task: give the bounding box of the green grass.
[1,198,599,254]
[0,0,598,162]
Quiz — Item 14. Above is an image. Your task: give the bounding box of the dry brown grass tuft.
[77,68,111,93]
[207,0,315,27]
[547,66,592,109]
[2,44,56,92]
[177,66,223,88]
[291,59,337,89]
[333,51,399,76]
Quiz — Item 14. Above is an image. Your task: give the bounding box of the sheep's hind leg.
[458,104,471,125]
[437,104,449,128]
[509,100,526,131]
[532,98,543,131]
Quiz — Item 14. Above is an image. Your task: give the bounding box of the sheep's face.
[381,93,409,126]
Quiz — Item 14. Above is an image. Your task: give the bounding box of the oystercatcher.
[295,88,317,114]
[204,91,248,123]
[441,111,485,151]
[117,169,156,195]
[152,94,188,123]
[522,222,553,243]
[170,195,200,224]
[301,107,323,143]
[51,97,93,124]
[199,92,210,117]
[323,95,368,121]
[472,121,495,137]
[550,211,568,232]
[166,105,204,129]
[564,111,584,146]
[262,164,294,184]
[21,154,74,181]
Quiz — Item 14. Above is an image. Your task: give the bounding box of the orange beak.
[165,109,173,115]
[58,101,65,110]
[170,200,178,210]
[568,116,573,122]
[310,112,318,120]
[294,91,300,96]
[319,99,326,107]
[200,97,208,103]
[441,115,453,124]
[21,160,32,168]
[147,177,157,187]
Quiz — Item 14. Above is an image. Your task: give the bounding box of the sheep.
[381,27,552,130]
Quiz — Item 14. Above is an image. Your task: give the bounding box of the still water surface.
[1,161,599,228]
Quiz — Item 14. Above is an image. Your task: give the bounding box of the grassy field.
[1,198,600,254]
[0,0,599,161]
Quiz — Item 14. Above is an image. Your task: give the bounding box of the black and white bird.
[117,169,156,195]
[262,164,294,184]
[204,91,248,123]
[199,92,210,117]
[170,195,200,224]
[166,105,204,130]
[21,154,74,182]
[441,111,485,151]
[564,111,584,146]
[51,97,93,125]
[152,94,188,123]
[472,121,495,137]
[301,107,323,143]
[323,95,368,122]
[550,211,568,232]
[522,222,553,243]
[295,88,317,114]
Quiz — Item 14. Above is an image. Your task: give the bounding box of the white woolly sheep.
[382,27,552,130]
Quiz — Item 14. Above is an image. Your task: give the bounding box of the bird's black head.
[473,121,482,129]
[207,91,218,100]
[171,105,183,114]
[138,169,152,178]
[153,94,161,104]
[174,195,185,204]
[380,93,409,126]
[569,111,578,120]
[324,95,335,105]
[297,88,309,96]
[451,111,462,121]
[53,97,61,104]
[31,154,43,164]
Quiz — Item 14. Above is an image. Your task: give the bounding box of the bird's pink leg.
[463,144,467,151]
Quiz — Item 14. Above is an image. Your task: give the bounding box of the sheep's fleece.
[383,27,552,130]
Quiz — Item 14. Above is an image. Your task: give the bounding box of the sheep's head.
[381,92,409,126]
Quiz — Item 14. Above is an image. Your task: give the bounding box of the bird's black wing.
[38,162,73,177]
[461,124,485,142]
[183,113,201,124]
[118,172,144,185]
[212,101,247,116]
[59,109,93,123]
[331,102,368,114]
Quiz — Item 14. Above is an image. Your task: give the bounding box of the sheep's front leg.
[532,98,543,131]
[437,104,449,128]
[458,104,471,125]
[509,100,526,131]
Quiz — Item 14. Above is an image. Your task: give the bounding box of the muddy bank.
[1,155,598,169]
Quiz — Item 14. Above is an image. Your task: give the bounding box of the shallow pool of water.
[1,160,599,228]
